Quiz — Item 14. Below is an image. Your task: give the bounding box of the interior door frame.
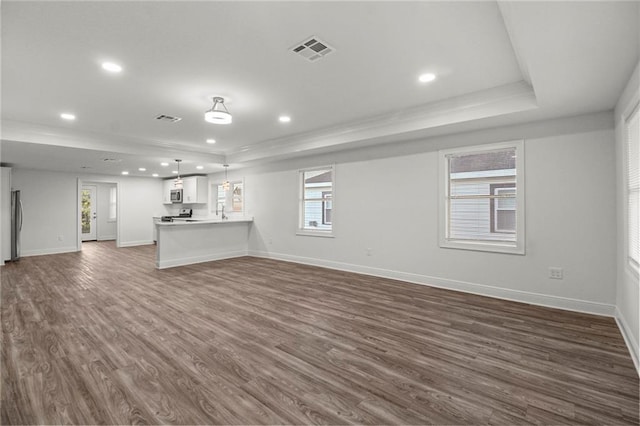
[76,178,120,251]
[81,184,98,241]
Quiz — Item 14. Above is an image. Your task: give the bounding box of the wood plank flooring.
[2,241,638,425]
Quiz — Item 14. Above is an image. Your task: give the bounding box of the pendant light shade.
[174,159,183,189]
[205,97,232,125]
[222,164,230,191]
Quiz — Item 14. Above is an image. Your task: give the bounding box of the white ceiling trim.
[497,1,532,86]
[228,81,538,164]
[1,119,225,164]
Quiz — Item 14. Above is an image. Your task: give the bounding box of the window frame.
[297,165,334,237]
[108,186,117,222]
[624,101,640,275]
[232,182,244,212]
[322,191,332,225]
[438,140,525,255]
[210,179,244,216]
[490,183,516,234]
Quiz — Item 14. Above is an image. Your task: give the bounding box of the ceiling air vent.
[291,36,334,62]
[155,114,182,123]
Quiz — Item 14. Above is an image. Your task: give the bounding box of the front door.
[81,185,97,241]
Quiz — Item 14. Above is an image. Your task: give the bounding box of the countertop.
[155,216,253,226]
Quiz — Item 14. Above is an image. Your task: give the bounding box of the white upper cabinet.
[162,179,174,204]
[182,176,208,204]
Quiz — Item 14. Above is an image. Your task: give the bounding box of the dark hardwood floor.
[1,241,638,425]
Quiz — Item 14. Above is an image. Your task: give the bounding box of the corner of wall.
[615,307,640,375]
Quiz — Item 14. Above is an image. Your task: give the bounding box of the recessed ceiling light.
[60,113,76,120]
[138,167,146,172]
[172,170,178,174]
[196,165,204,170]
[206,139,216,144]
[418,73,436,83]
[121,171,129,175]
[160,162,169,166]
[279,115,291,123]
[152,173,159,177]
[102,62,122,73]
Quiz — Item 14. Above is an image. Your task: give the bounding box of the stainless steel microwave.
[170,188,182,203]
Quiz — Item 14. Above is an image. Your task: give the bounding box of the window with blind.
[439,141,525,254]
[298,167,333,236]
[212,181,244,217]
[108,186,117,221]
[626,104,639,271]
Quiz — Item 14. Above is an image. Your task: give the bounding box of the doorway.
[81,185,97,241]
[78,180,118,249]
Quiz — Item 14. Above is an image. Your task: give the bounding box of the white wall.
[10,169,167,255]
[241,112,617,316]
[97,183,117,240]
[0,167,12,264]
[615,61,640,372]
[12,169,78,255]
[118,175,168,247]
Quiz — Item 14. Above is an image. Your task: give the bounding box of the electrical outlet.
[366,248,372,256]
[549,267,563,280]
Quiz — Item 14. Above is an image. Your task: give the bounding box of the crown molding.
[227,81,537,164]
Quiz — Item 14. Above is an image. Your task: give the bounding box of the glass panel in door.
[81,186,97,241]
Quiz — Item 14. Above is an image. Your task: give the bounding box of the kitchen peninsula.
[155,217,253,269]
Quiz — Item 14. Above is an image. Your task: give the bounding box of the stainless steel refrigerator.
[10,190,22,261]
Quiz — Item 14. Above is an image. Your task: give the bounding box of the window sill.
[296,230,334,238]
[440,239,525,255]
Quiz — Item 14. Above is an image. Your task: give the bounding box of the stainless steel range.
[161,208,192,222]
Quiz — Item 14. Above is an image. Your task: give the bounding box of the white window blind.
[627,104,639,269]
[108,186,117,221]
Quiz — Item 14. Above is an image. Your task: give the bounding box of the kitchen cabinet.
[162,179,175,204]
[182,176,208,204]
[152,217,161,242]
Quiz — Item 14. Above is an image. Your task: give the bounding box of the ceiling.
[1,1,638,177]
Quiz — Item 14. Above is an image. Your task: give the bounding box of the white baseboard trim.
[157,250,248,269]
[615,307,640,376]
[22,246,78,257]
[118,240,154,248]
[248,250,617,318]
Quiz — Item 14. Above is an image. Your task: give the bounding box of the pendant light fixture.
[222,164,230,191]
[174,159,183,189]
[205,97,232,125]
